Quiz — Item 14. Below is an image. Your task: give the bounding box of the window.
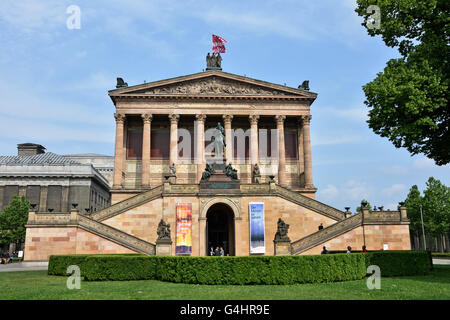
[127,128,143,159]
[285,130,298,159]
[151,129,170,159]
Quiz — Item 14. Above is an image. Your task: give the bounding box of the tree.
[356,199,372,213]
[404,178,450,251]
[404,185,423,233]
[422,177,450,236]
[355,0,449,165]
[0,196,30,247]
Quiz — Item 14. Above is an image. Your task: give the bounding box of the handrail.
[90,185,163,221]
[291,213,362,254]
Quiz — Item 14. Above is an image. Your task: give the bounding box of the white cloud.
[344,179,373,201]
[317,179,373,206]
[377,165,409,176]
[0,0,66,31]
[317,107,368,122]
[413,157,439,170]
[312,132,366,146]
[0,116,112,144]
[319,184,339,200]
[381,184,407,197]
[0,78,112,126]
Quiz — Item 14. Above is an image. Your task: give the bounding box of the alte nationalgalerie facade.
[24,61,411,260]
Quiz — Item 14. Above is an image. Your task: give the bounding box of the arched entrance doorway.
[206,203,235,256]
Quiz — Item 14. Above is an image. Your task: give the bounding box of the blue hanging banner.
[249,202,265,254]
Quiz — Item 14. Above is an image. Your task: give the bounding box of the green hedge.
[48,251,432,284]
[152,254,367,285]
[365,250,432,276]
[48,253,144,277]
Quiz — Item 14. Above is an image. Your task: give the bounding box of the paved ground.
[433,259,450,265]
[0,262,48,272]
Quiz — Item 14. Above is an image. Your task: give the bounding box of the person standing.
[209,246,214,256]
[346,246,352,253]
[214,247,220,256]
[220,247,225,256]
[321,246,329,254]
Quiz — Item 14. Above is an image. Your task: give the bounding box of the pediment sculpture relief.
[144,78,287,96]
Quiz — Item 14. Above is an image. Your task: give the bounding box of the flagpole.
[420,205,426,250]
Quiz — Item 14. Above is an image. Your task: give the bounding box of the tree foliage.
[404,177,450,235]
[356,199,372,213]
[355,0,449,165]
[0,196,30,246]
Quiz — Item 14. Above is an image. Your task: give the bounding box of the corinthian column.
[196,114,206,181]
[113,113,126,188]
[275,115,286,185]
[301,115,314,188]
[249,115,259,179]
[169,114,180,168]
[297,118,305,187]
[223,115,233,163]
[141,113,153,188]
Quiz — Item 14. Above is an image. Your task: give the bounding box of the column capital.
[275,115,286,124]
[300,115,312,125]
[195,114,207,122]
[114,113,126,123]
[249,115,260,125]
[141,113,153,124]
[169,114,180,123]
[222,114,233,124]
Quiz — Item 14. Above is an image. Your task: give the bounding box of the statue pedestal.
[164,175,176,184]
[274,240,291,256]
[253,175,262,184]
[156,239,172,256]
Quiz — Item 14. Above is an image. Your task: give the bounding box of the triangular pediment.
[109,71,316,99]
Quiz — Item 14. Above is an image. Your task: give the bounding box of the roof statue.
[206,53,222,71]
[298,80,310,91]
[116,77,128,88]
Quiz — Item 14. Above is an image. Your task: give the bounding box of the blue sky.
[0,0,448,212]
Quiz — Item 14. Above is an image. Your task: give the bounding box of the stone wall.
[300,224,411,255]
[24,226,135,261]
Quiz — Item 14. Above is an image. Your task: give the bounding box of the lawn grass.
[0,266,448,300]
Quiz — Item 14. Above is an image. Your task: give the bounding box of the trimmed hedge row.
[48,253,144,277]
[365,250,433,276]
[48,250,432,284]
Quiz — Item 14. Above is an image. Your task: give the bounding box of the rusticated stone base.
[274,241,291,256]
[156,240,173,256]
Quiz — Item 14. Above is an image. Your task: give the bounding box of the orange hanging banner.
[176,203,192,255]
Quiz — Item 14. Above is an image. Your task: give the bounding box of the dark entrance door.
[206,203,235,256]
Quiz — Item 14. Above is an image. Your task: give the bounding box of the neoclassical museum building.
[24,59,411,260]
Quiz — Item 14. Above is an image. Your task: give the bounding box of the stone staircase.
[273,185,346,221]
[78,215,156,255]
[90,185,163,221]
[290,213,363,255]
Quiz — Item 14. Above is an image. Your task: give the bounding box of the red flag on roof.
[212,34,227,53]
